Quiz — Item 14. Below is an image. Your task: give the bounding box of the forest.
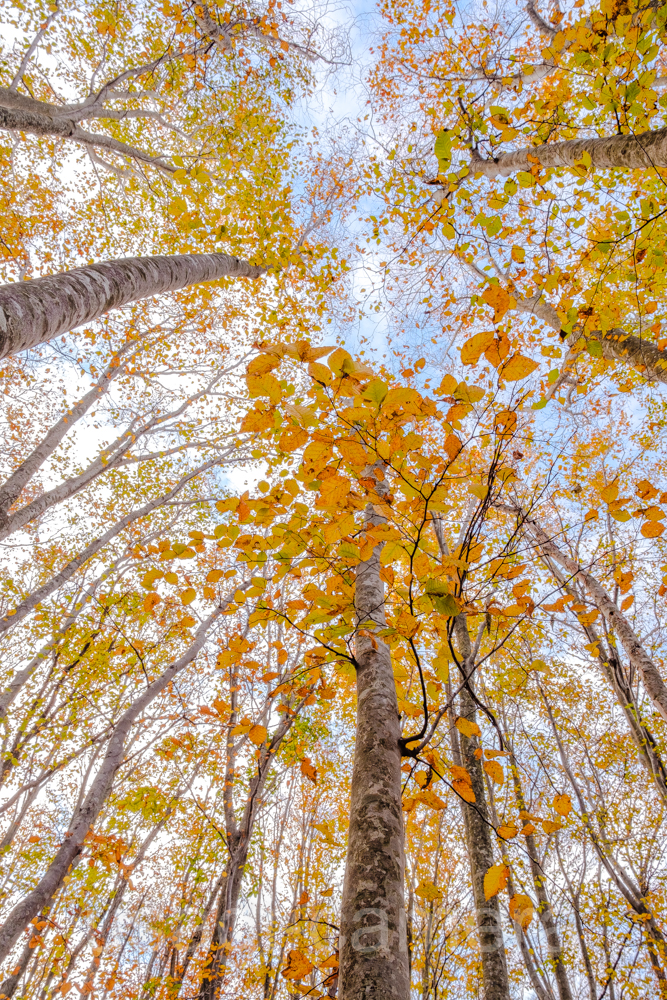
[1,0,666,997]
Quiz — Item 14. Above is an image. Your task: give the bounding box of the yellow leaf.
[180,588,196,605]
[460,330,495,366]
[456,717,481,739]
[450,764,472,784]
[444,433,462,461]
[207,569,224,583]
[497,824,518,839]
[247,354,281,376]
[484,863,509,900]
[511,246,525,263]
[230,723,251,736]
[246,372,282,404]
[509,893,534,929]
[542,819,562,834]
[143,592,161,612]
[641,521,665,538]
[415,879,444,902]
[482,285,511,321]
[141,569,163,589]
[300,759,318,784]
[483,760,504,785]
[248,725,267,745]
[600,483,618,503]
[279,424,309,455]
[308,361,333,384]
[453,779,476,802]
[636,479,659,501]
[418,788,446,810]
[500,354,539,382]
[415,770,429,788]
[321,888,334,899]
[553,793,572,817]
[282,950,314,981]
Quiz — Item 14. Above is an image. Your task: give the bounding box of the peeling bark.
[338,478,410,1000]
[453,615,510,1000]
[0,253,265,359]
[471,126,667,180]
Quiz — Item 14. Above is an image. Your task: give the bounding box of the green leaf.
[363,379,388,405]
[586,340,603,358]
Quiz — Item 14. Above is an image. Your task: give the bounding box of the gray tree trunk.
[472,126,667,179]
[338,486,410,1000]
[453,615,510,1000]
[524,516,667,725]
[0,253,265,359]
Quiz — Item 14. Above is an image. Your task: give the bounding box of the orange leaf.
[509,893,534,929]
[248,725,267,745]
[460,330,495,366]
[455,717,481,739]
[300,759,318,785]
[497,824,518,839]
[482,285,511,321]
[542,819,562,834]
[282,950,314,981]
[143,592,161,613]
[553,793,572,817]
[641,521,665,538]
[483,760,504,785]
[444,433,462,461]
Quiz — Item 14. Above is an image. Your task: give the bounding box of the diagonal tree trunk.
[471,126,667,180]
[0,253,265,359]
[338,472,410,1000]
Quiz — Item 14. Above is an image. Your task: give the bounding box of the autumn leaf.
[641,521,665,538]
[246,372,282,404]
[484,863,509,900]
[300,758,318,784]
[460,330,495,366]
[455,717,481,739]
[542,819,562,834]
[418,788,446,810]
[143,592,161,612]
[483,760,504,785]
[553,793,572,817]
[282,950,314,981]
[415,879,444,902]
[497,824,518,839]
[444,433,462,461]
[509,893,534,929]
[248,725,267,745]
[279,426,309,452]
[180,588,196,605]
[499,354,539,382]
[482,285,512,321]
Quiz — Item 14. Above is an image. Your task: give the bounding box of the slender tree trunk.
[508,753,572,1000]
[520,514,667,724]
[453,615,510,1000]
[472,126,667,179]
[0,253,265,359]
[338,483,410,1000]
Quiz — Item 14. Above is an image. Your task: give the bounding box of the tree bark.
[472,126,667,180]
[453,615,510,1000]
[338,483,410,1000]
[0,253,265,359]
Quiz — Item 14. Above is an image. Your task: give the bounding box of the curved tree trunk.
[338,484,410,1000]
[0,253,265,359]
[472,126,667,180]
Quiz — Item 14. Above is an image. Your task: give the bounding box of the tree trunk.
[0,253,265,359]
[453,615,510,1000]
[338,487,410,1000]
[472,126,667,179]
[523,516,667,725]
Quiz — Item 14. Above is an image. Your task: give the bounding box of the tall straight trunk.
[471,126,667,179]
[338,486,410,1000]
[453,615,510,1000]
[0,253,265,359]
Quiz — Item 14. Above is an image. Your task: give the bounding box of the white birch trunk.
[0,253,265,359]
